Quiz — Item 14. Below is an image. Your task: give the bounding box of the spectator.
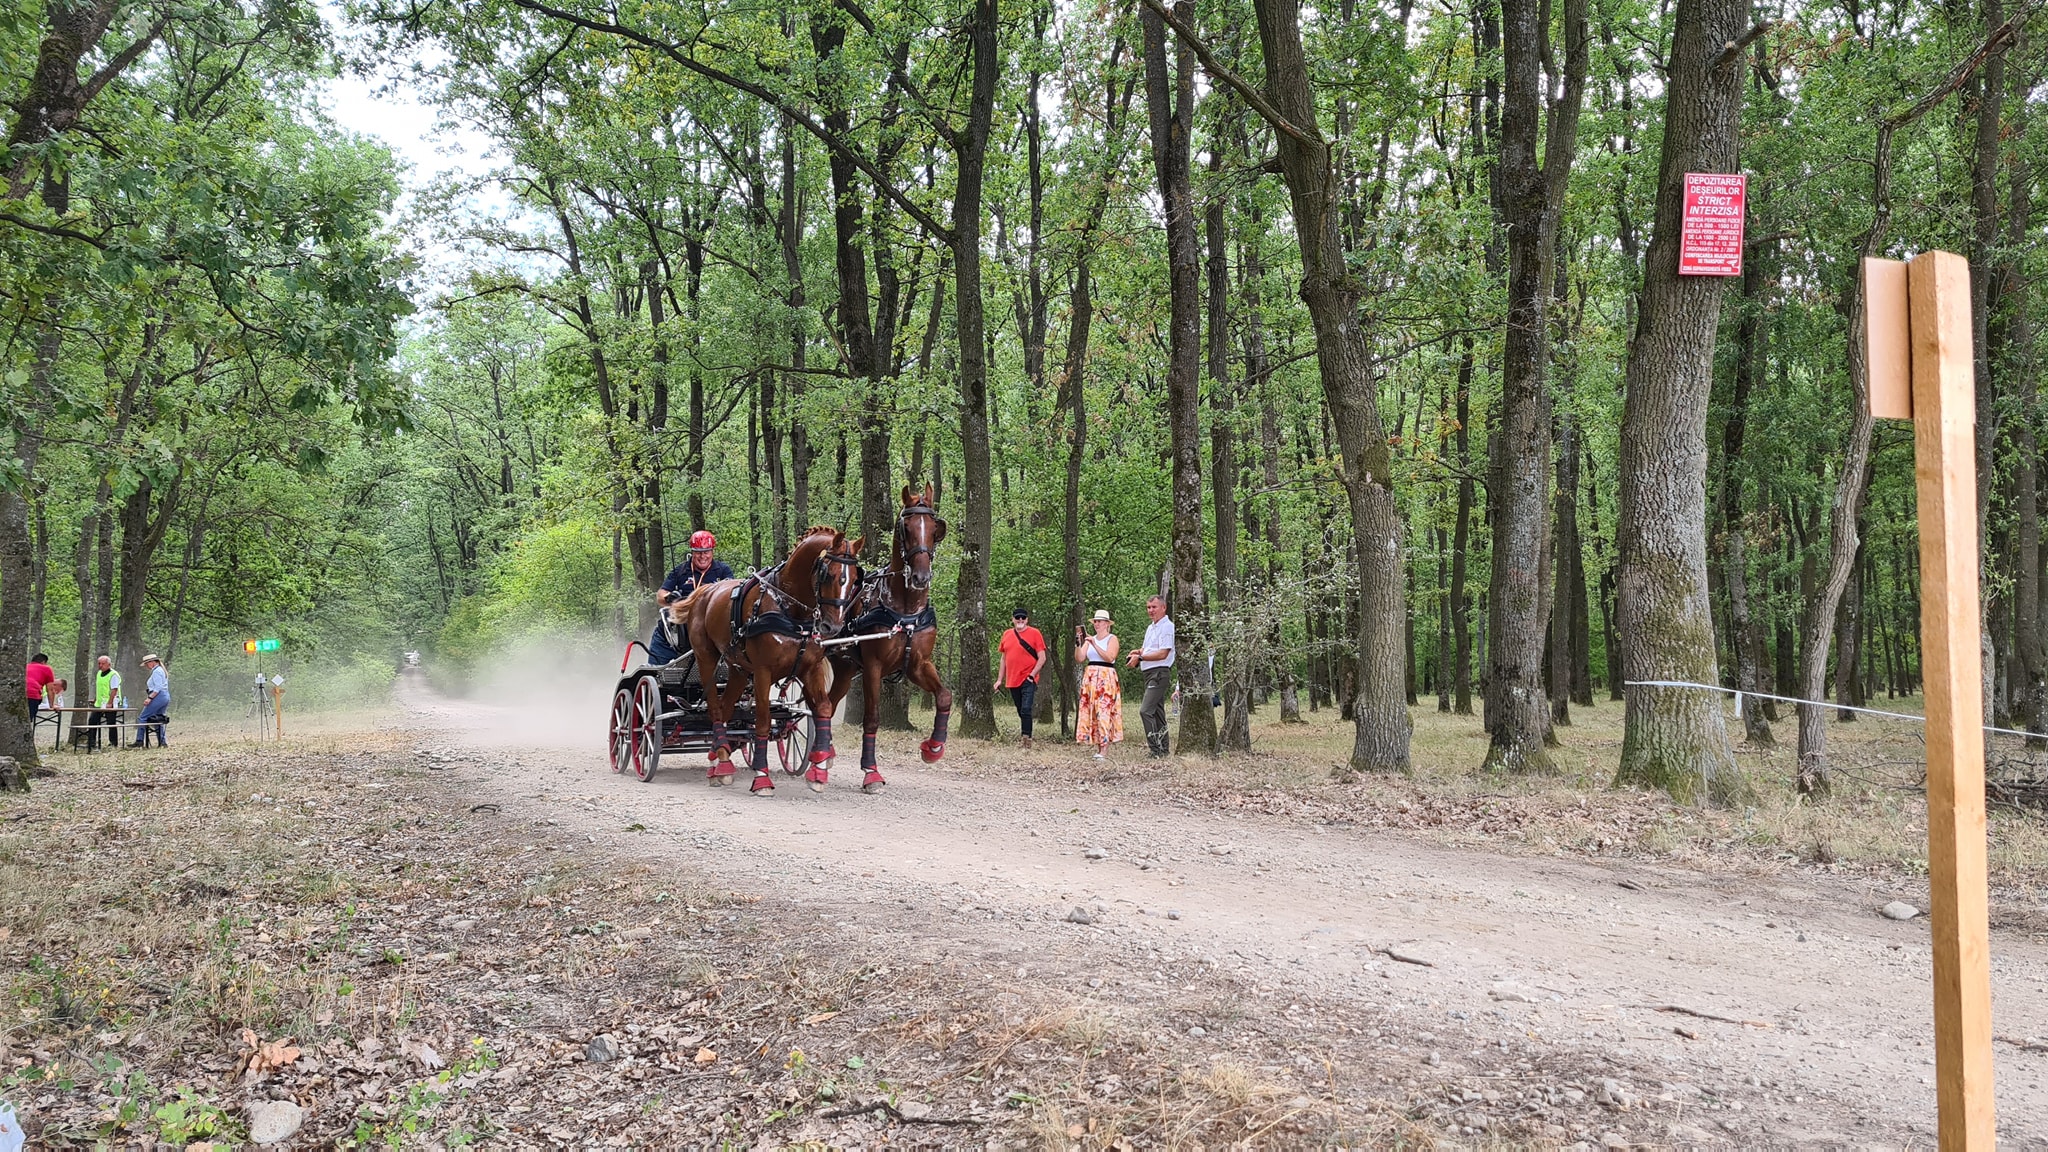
[1125,595,1176,756]
[87,654,122,751]
[998,608,1048,748]
[1074,610,1123,760]
[25,652,53,726]
[45,678,67,708]
[649,530,734,664]
[136,654,170,747]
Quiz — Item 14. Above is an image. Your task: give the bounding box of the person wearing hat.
[998,607,1049,748]
[649,530,735,664]
[135,654,171,747]
[1073,609,1124,759]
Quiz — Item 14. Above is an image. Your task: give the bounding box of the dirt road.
[404,680,2048,1146]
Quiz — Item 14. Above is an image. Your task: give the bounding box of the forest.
[0,0,2035,805]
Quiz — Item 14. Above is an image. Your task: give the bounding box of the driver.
[649,530,735,664]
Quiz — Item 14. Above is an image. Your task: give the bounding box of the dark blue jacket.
[662,558,734,601]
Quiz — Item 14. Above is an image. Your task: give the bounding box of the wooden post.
[1882,249,1996,1148]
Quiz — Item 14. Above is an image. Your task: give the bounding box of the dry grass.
[4,717,1600,1148]
[944,690,2048,899]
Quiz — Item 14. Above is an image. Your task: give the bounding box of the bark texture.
[1483,0,1586,773]
[1614,0,1749,804]
[1143,3,1216,755]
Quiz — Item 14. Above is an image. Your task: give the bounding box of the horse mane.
[798,525,845,546]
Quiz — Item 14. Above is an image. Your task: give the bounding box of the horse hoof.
[749,774,775,794]
[919,739,945,763]
[809,781,826,793]
[861,769,886,792]
[804,765,829,790]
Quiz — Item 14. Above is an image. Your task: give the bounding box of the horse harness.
[724,547,864,661]
[840,573,938,683]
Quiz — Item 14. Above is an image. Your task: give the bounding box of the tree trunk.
[1238,0,1410,772]
[1208,154,1252,753]
[1614,0,1750,805]
[1723,185,1776,746]
[1060,260,1095,740]
[1552,406,1583,727]
[771,115,804,561]
[1483,0,1586,772]
[949,0,1001,739]
[1970,0,2008,733]
[0,437,39,769]
[2004,88,2045,740]
[1452,337,1476,714]
[1143,3,1216,756]
[1792,21,2016,791]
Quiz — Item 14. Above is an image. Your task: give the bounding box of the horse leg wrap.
[709,723,730,761]
[862,766,887,790]
[805,763,830,788]
[749,769,775,794]
[860,732,879,770]
[919,707,950,763]
[810,716,834,764]
[752,737,770,773]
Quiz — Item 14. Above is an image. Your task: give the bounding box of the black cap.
[1012,607,1030,619]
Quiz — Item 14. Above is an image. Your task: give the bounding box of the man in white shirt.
[1125,595,1176,756]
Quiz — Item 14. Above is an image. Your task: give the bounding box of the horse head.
[794,526,864,635]
[896,483,946,593]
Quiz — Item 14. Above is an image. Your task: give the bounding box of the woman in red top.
[25,653,55,725]
[997,608,1048,748]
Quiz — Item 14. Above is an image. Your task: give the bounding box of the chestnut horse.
[827,484,955,792]
[673,527,862,794]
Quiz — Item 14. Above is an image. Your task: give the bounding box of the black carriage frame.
[607,642,815,782]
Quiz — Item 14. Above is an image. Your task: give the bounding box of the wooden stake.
[1907,249,1995,1149]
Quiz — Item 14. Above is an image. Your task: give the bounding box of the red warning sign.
[1678,172,1746,277]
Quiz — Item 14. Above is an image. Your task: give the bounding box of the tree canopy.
[3,0,2041,804]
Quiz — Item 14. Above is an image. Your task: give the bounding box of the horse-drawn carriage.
[606,647,815,783]
[602,485,956,795]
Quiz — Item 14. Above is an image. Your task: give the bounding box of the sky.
[311,4,509,291]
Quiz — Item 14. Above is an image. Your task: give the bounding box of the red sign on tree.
[1678,172,1746,276]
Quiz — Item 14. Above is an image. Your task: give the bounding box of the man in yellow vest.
[87,654,122,752]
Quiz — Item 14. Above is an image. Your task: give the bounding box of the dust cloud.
[407,629,626,752]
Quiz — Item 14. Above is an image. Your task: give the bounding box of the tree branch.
[0,211,107,247]
[504,0,956,244]
[1710,21,1772,71]
[1884,11,2024,130]
[1134,0,1319,145]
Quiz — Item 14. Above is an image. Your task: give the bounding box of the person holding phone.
[998,607,1049,748]
[1073,610,1123,760]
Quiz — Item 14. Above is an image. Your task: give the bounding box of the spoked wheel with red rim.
[632,674,663,782]
[608,686,635,774]
[776,705,816,775]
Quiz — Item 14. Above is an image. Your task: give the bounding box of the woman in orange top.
[1073,610,1123,759]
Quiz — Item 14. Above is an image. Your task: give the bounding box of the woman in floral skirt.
[1074,609,1123,759]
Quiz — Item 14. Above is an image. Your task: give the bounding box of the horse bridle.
[895,504,940,589]
[812,549,864,622]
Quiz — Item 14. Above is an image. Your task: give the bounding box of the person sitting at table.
[87,654,122,751]
[135,654,170,747]
[26,652,53,726]
[45,677,67,708]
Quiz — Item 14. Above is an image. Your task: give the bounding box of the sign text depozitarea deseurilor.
[1678,172,1746,276]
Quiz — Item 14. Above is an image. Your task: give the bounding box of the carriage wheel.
[777,708,816,776]
[608,686,635,774]
[632,675,663,782]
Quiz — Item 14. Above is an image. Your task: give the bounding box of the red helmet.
[689,530,716,552]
